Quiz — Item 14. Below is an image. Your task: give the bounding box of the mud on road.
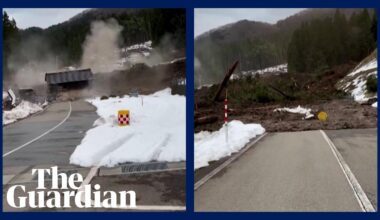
[195,63,377,133]
[195,98,377,133]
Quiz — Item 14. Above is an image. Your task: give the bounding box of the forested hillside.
[288,9,377,73]
[195,8,376,86]
[3,8,186,80]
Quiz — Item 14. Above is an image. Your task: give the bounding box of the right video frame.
[194,8,377,212]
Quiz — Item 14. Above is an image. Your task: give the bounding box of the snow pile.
[372,102,377,108]
[274,105,314,119]
[3,101,43,125]
[194,120,265,169]
[70,88,185,167]
[337,52,377,103]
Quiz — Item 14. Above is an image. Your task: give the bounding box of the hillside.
[195,8,376,87]
[3,8,186,81]
[337,50,377,104]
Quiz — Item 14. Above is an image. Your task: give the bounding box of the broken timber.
[213,61,239,102]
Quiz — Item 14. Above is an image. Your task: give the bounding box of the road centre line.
[3,102,72,157]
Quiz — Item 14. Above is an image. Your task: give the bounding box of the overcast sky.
[4,8,88,29]
[195,8,305,37]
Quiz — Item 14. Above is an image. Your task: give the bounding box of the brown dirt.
[195,63,377,133]
[196,99,377,133]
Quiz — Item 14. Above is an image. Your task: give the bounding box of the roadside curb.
[194,132,267,191]
[98,161,186,176]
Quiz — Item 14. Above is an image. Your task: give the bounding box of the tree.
[287,9,377,73]
[3,11,19,79]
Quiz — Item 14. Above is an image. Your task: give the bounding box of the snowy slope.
[197,63,288,89]
[194,120,265,169]
[122,40,153,53]
[70,88,185,167]
[3,101,43,125]
[117,41,153,68]
[337,50,377,104]
[231,63,288,80]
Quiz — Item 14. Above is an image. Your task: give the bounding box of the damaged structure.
[45,69,93,98]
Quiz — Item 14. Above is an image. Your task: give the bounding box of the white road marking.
[194,132,267,191]
[320,130,375,212]
[3,102,72,157]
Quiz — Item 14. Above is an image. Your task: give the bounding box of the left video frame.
[3,8,186,212]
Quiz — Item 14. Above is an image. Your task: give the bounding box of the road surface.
[3,101,97,167]
[195,129,377,212]
[3,100,185,211]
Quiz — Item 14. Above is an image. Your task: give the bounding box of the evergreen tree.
[3,11,19,79]
[287,9,376,73]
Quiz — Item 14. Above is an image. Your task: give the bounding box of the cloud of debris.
[81,19,123,73]
[7,34,64,90]
[194,56,203,87]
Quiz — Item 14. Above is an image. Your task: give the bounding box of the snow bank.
[274,105,314,119]
[194,120,265,169]
[3,101,43,125]
[70,88,185,167]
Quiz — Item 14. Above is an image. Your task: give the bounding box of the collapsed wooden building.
[45,68,93,93]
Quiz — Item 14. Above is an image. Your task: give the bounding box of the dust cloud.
[7,35,64,89]
[80,19,123,73]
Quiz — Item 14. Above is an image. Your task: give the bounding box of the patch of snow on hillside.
[274,105,314,119]
[123,40,152,52]
[194,120,265,169]
[70,88,185,167]
[372,102,377,108]
[243,63,287,76]
[348,58,377,77]
[3,101,43,125]
[340,56,377,103]
[196,84,214,90]
[232,63,288,80]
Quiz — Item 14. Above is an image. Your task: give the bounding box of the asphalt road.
[195,129,377,212]
[3,100,186,211]
[326,129,377,210]
[3,101,97,167]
